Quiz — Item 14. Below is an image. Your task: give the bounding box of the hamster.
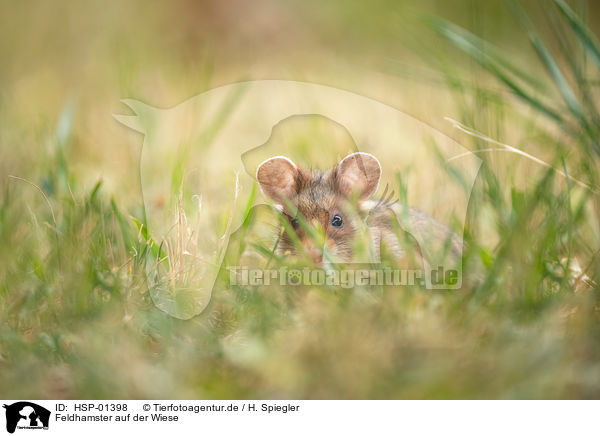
[256,152,461,267]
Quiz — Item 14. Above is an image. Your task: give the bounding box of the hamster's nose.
[309,248,323,264]
[302,237,323,264]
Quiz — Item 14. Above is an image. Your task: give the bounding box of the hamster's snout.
[301,237,324,264]
[299,220,327,264]
[307,246,323,264]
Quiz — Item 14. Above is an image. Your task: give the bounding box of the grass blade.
[507,0,584,121]
[430,17,566,124]
[553,0,600,69]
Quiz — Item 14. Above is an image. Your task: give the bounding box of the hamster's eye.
[331,214,343,228]
[290,216,299,228]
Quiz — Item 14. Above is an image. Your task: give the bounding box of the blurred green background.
[1,0,600,398]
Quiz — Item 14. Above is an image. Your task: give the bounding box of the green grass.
[1,0,600,399]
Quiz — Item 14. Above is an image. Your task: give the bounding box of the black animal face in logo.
[3,402,50,434]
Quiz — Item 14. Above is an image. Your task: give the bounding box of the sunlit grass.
[1,0,599,399]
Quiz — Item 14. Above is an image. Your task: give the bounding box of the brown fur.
[258,153,384,263]
[257,153,461,266]
[275,167,357,263]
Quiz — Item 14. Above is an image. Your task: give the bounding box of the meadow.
[1,0,599,399]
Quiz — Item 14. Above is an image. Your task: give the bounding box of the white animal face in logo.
[18,406,35,426]
[115,80,481,319]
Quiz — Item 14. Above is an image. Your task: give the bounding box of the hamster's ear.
[256,156,300,207]
[333,152,381,201]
